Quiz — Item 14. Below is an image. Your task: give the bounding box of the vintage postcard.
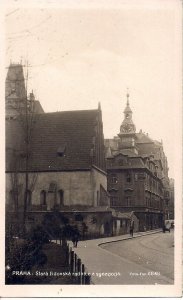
[0,0,182,297]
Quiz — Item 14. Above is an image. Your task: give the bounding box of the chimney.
[29,90,35,101]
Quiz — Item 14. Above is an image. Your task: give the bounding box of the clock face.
[121,124,133,133]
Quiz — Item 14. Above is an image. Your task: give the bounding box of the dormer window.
[57,145,66,157]
[118,159,123,166]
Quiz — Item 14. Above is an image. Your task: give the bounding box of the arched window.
[27,190,32,209]
[126,172,131,183]
[9,190,15,210]
[58,189,64,206]
[40,190,47,205]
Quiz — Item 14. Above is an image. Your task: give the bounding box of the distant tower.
[120,91,136,134]
[118,92,138,153]
[5,63,27,117]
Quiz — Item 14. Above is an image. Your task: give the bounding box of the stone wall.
[6,171,93,210]
[91,166,109,207]
[6,167,108,211]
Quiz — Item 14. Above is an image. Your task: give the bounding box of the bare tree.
[6,62,38,234]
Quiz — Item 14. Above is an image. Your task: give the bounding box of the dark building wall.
[107,167,164,231]
[108,169,155,209]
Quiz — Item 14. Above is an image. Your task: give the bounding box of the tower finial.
[126,88,129,106]
[98,101,101,111]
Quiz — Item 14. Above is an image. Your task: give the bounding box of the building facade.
[105,93,173,231]
[5,63,112,238]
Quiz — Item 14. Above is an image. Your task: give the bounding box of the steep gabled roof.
[33,100,44,114]
[6,109,102,172]
[135,132,154,144]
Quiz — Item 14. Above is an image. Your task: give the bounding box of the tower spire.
[119,91,136,134]
[126,88,130,106]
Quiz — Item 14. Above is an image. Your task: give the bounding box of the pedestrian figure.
[163,221,171,233]
[74,234,79,248]
[166,221,171,233]
[162,223,170,233]
[72,235,76,247]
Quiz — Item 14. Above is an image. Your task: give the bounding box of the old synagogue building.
[5,63,112,238]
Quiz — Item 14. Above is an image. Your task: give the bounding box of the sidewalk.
[67,229,173,285]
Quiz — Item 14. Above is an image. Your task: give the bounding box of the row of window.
[110,195,162,209]
[110,173,162,195]
[145,198,162,209]
[110,172,145,184]
[9,189,64,208]
[40,190,64,205]
[110,196,132,207]
[145,175,162,194]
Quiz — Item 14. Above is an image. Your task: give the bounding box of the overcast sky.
[5,0,182,178]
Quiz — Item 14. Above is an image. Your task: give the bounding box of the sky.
[4,0,182,178]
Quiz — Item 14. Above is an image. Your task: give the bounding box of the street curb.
[90,229,171,285]
[97,230,162,247]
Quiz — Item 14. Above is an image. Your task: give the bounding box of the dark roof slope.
[33,101,44,113]
[6,109,100,172]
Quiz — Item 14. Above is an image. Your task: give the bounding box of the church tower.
[118,92,138,154]
[5,63,27,118]
[5,62,44,117]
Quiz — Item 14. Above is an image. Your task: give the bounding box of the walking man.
[74,234,79,248]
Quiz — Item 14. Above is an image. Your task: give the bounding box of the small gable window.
[118,159,124,166]
[48,182,57,193]
[57,145,66,157]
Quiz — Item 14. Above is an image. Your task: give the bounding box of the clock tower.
[118,92,138,153]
